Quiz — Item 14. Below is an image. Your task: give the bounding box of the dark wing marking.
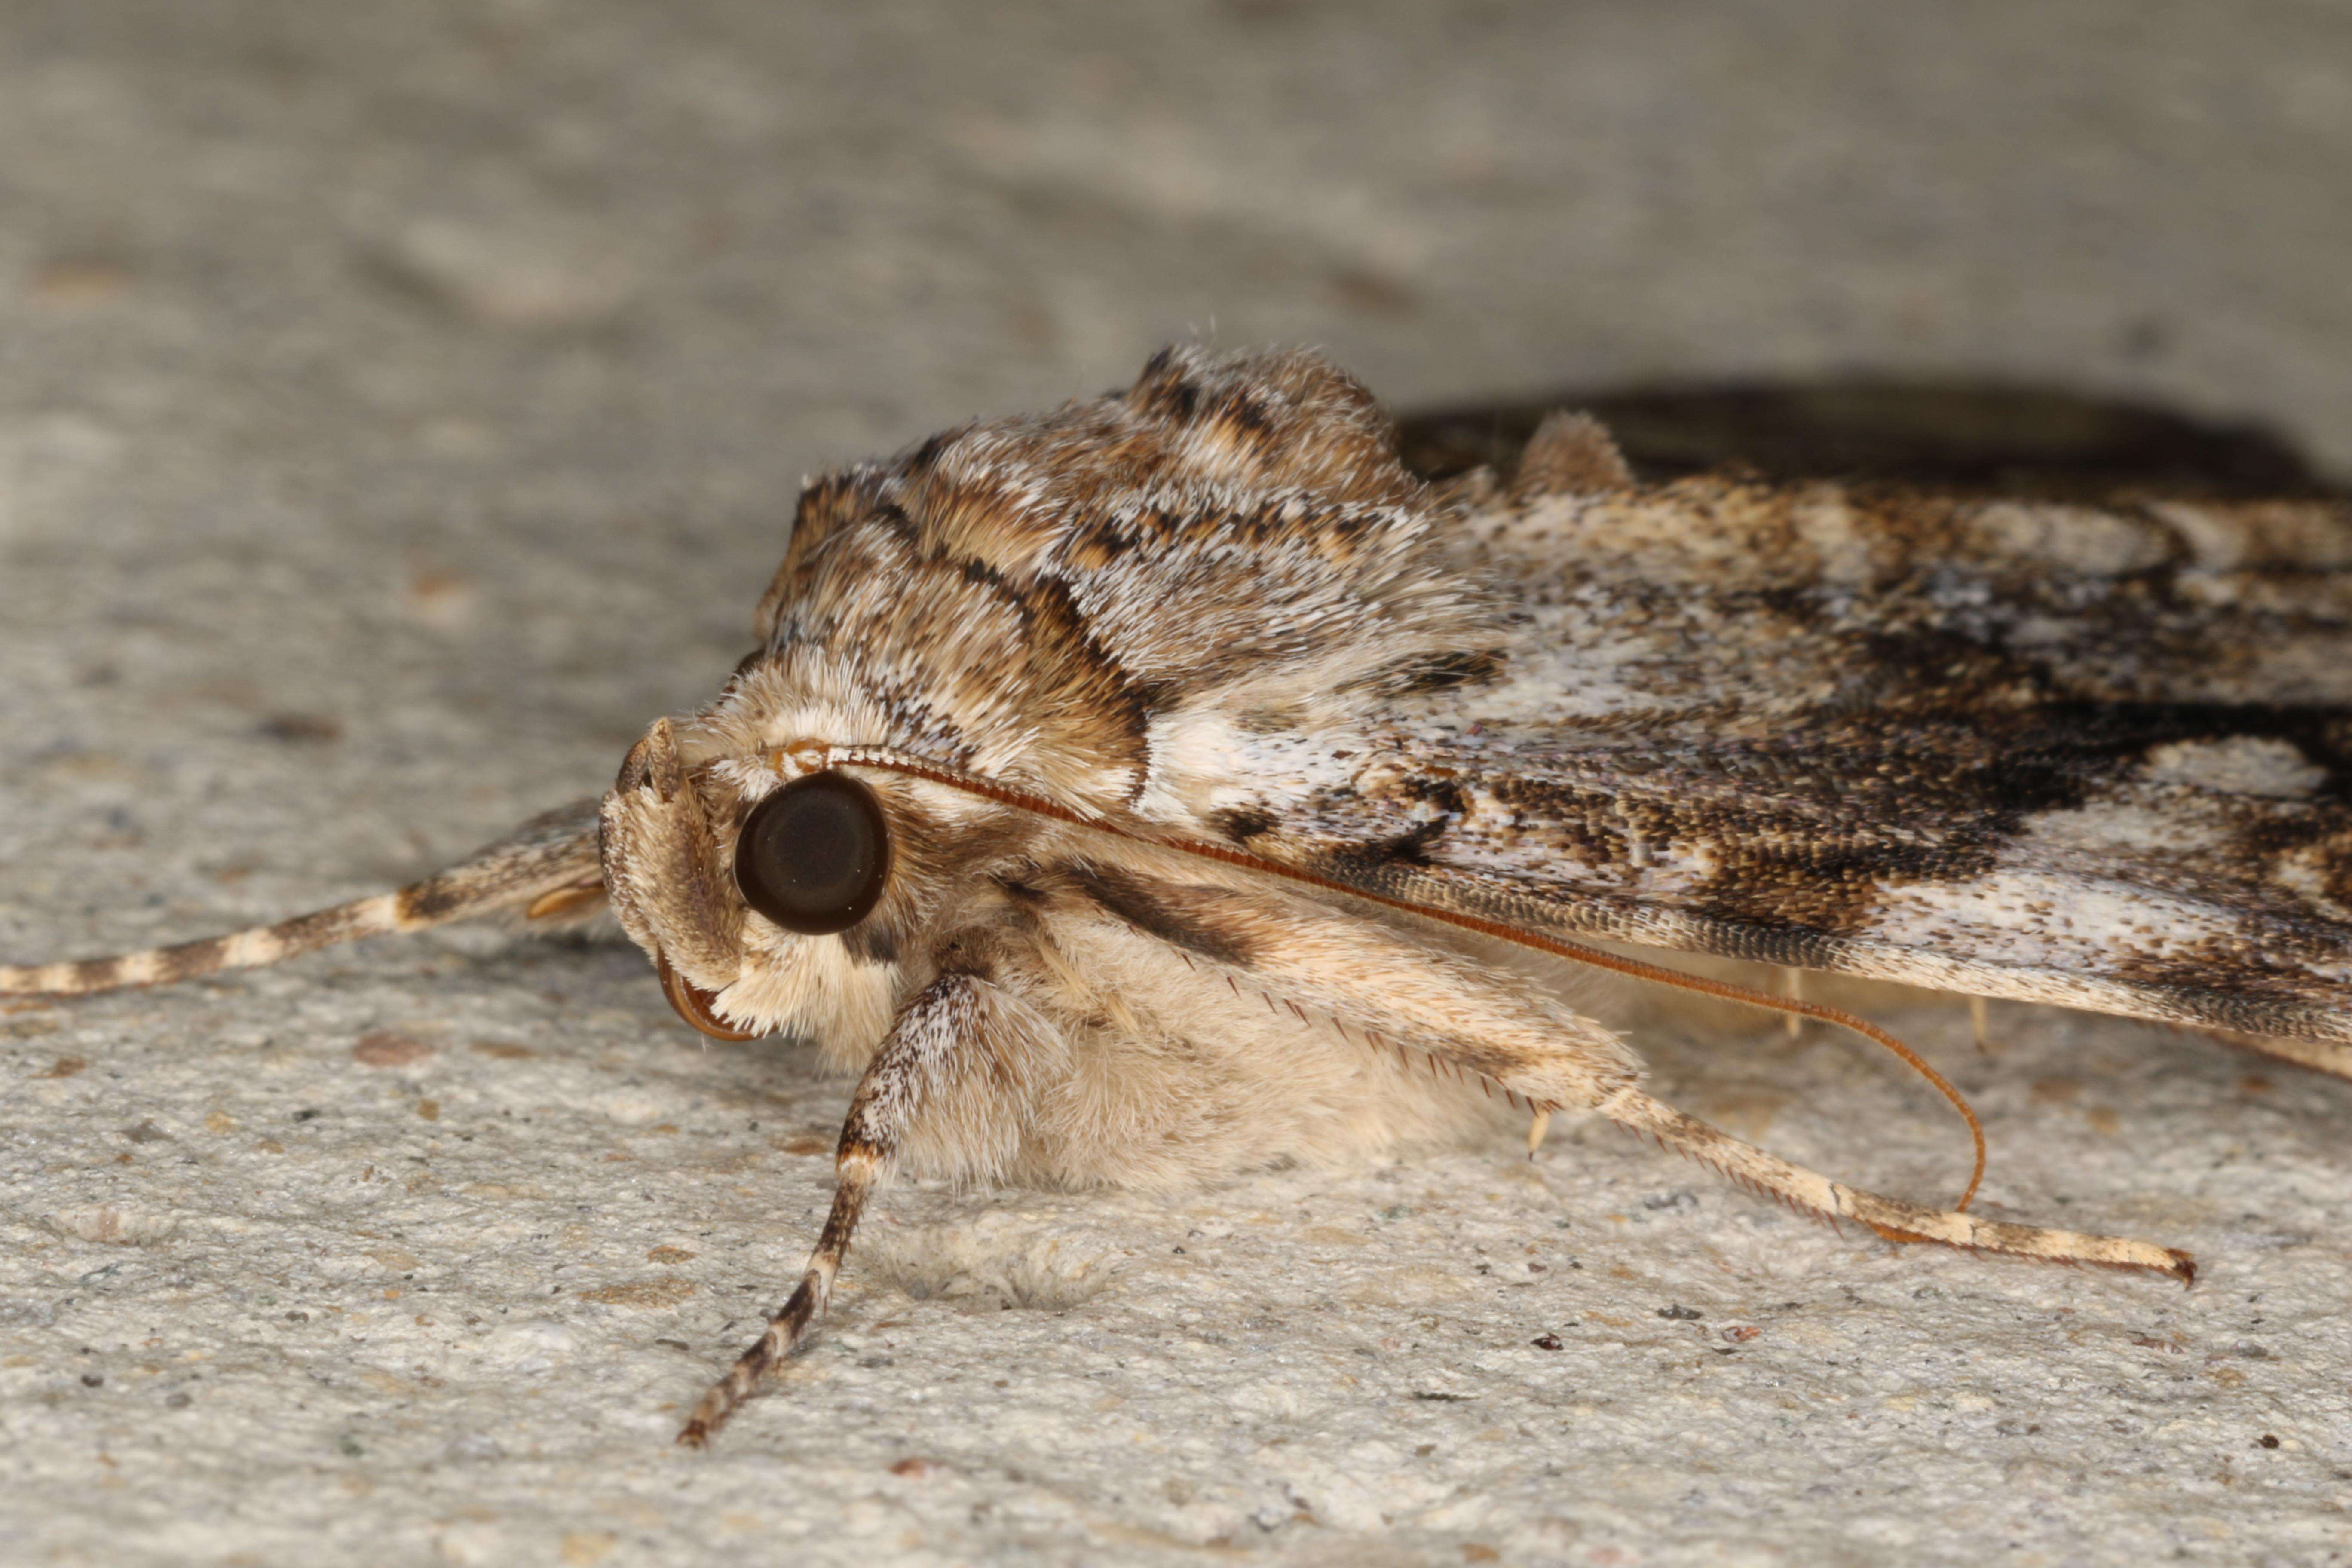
[1257,473,2352,1045]
[1274,711,2352,1044]
[1396,378,2331,499]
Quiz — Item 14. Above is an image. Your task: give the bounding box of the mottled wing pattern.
[1245,444,2352,1044]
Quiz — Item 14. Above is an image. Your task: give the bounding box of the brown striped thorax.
[12,343,2352,1446]
[600,346,1507,1068]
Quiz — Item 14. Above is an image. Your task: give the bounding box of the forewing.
[1257,465,2352,1044]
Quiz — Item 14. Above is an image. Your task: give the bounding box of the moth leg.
[1598,1086,2195,1281]
[1969,995,2001,1057]
[1526,1105,1553,1156]
[1781,968,1806,1041]
[1050,863,1645,1114]
[676,969,998,1448]
[1048,867,2191,1276]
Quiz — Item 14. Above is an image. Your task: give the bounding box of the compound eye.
[732,772,892,935]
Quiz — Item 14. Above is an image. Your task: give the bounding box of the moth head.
[598,713,1033,1052]
[600,342,1513,1044]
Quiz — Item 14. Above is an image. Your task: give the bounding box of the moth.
[9,346,2352,1447]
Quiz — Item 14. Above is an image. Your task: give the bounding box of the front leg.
[677,970,997,1447]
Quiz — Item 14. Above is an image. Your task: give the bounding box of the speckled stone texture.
[3,5,2349,1565]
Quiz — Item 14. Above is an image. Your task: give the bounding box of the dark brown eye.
[732,772,891,935]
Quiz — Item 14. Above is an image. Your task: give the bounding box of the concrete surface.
[2,3,2350,1564]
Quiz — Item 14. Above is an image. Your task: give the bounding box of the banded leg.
[676,970,996,1448]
